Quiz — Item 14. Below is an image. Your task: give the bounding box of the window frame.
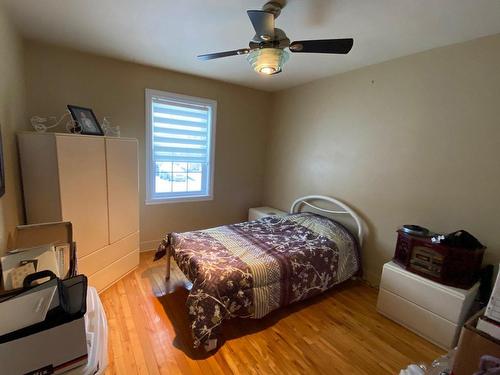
[145,88,216,204]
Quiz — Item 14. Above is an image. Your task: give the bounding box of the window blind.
[151,96,210,163]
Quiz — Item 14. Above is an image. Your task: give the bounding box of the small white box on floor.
[248,206,287,221]
[377,261,479,349]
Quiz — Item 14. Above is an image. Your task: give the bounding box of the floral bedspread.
[155,213,361,348]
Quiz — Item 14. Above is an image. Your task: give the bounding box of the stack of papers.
[1,244,60,290]
[485,269,500,323]
[477,316,500,341]
[477,267,500,340]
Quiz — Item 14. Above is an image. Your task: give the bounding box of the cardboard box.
[453,309,500,375]
[0,317,87,374]
[1,222,76,295]
[0,222,87,374]
[8,221,74,251]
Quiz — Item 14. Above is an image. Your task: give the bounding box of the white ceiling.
[3,0,500,91]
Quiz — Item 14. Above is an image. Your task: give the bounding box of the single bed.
[154,195,364,350]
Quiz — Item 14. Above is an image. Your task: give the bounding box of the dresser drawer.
[380,261,478,324]
[88,250,139,293]
[377,288,459,349]
[78,231,139,277]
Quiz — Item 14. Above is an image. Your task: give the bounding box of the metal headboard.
[290,195,364,246]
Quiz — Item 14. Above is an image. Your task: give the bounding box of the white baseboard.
[140,239,162,252]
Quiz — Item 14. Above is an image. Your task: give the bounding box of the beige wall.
[24,40,271,250]
[0,5,27,254]
[265,34,500,285]
[13,29,500,285]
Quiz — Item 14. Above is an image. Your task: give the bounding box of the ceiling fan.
[197,1,353,76]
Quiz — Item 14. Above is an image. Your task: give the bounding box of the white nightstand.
[377,261,479,349]
[248,206,287,221]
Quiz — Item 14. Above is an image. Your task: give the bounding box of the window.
[145,89,216,204]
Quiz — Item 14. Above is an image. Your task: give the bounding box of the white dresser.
[248,206,287,221]
[18,132,140,292]
[377,261,479,349]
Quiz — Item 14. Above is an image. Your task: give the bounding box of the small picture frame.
[67,105,104,136]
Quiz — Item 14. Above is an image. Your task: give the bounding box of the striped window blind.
[152,97,210,163]
[146,89,216,202]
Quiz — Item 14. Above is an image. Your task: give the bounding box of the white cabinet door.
[56,135,109,257]
[105,138,139,243]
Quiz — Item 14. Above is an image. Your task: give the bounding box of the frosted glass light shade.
[247,48,289,75]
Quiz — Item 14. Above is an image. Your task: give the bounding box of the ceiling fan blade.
[197,48,251,61]
[247,10,275,41]
[289,38,354,54]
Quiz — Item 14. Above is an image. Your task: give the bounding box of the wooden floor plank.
[101,252,443,374]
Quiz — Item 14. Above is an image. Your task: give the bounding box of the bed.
[154,195,364,350]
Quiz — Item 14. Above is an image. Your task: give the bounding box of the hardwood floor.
[100,252,443,374]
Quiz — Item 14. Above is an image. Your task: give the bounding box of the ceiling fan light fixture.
[260,66,277,75]
[247,48,289,75]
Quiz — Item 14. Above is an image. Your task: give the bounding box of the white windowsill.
[145,195,213,205]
